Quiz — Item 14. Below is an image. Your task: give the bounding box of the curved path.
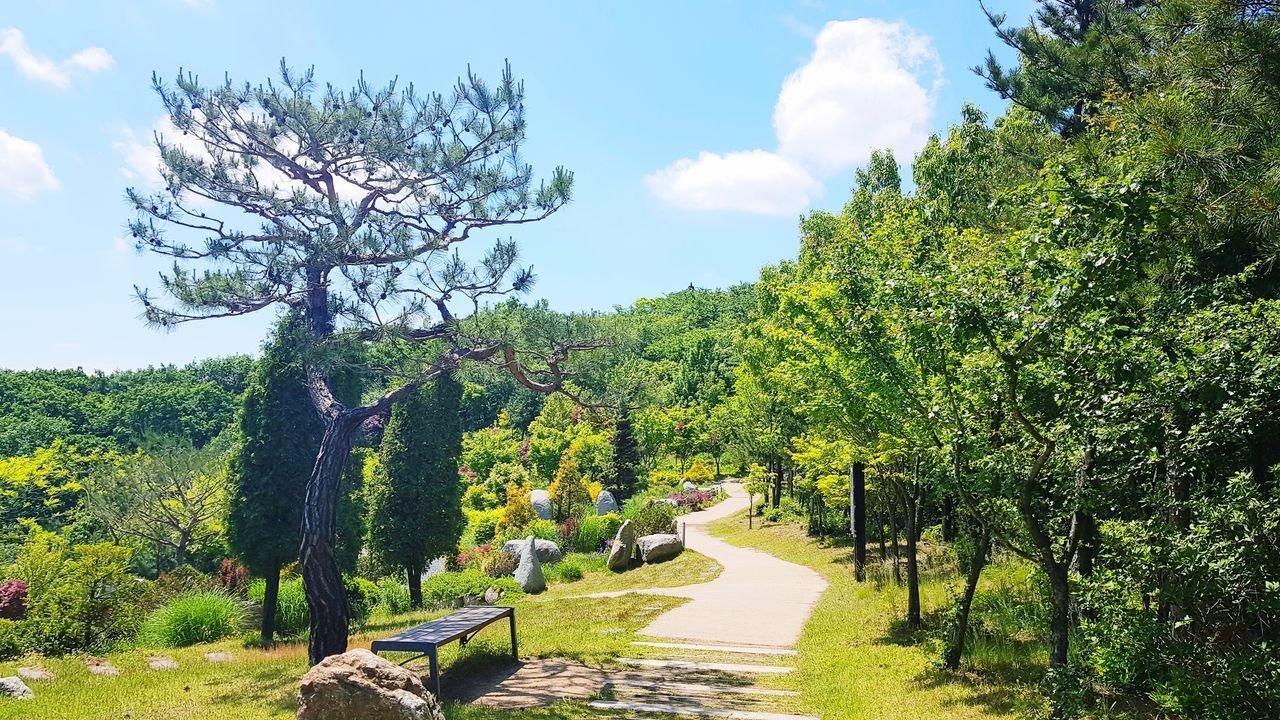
[589,482,827,648]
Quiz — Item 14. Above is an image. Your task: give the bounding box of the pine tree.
[367,375,465,608]
[611,405,641,502]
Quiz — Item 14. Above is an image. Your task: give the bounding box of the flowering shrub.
[218,559,250,595]
[0,579,27,620]
[669,489,715,511]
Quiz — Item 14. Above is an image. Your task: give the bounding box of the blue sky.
[0,0,1030,371]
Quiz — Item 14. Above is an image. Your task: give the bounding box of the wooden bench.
[370,605,517,697]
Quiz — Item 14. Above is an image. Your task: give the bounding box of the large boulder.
[595,490,618,515]
[298,649,443,720]
[529,489,553,520]
[0,676,33,700]
[607,520,637,572]
[513,536,546,593]
[501,538,562,564]
[638,533,683,563]
[682,481,697,492]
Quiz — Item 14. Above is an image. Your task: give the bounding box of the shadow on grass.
[209,664,301,715]
[912,666,1040,717]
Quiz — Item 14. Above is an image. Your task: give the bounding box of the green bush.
[466,508,503,545]
[548,559,584,582]
[632,502,677,537]
[420,570,522,608]
[248,577,309,638]
[7,529,142,655]
[0,618,21,659]
[495,518,561,548]
[374,580,411,615]
[139,591,244,647]
[572,513,622,552]
[344,576,379,626]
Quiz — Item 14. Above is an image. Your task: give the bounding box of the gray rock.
[298,648,444,720]
[147,656,178,671]
[682,481,697,492]
[86,659,120,676]
[655,498,679,508]
[501,538,562,564]
[16,666,54,682]
[0,677,33,700]
[638,533,684,563]
[513,535,546,593]
[530,489,552,520]
[595,490,618,515]
[483,587,503,605]
[607,519,637,572]
[203,651,235,663]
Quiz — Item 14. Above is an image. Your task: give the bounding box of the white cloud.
[646,150,820,216]
[0,27,114,88]
[0,128,61,201]
[648,18,940,216]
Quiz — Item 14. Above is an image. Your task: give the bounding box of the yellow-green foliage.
[684,457,714,483]
[549,456,591,520]
[497,483,535,532]
[462,484,500,510]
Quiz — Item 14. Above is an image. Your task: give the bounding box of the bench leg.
[427,646,441,699]
[509,610,519,661]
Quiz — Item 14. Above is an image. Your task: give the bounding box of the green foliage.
[465,508,503,545]
[610,406,641,501]
[373,579,411,615]
[0,618,20,660]
[571,513,622,553]
[419,570,522,608]
[497,483,537,534]
[630,502,676,537]
[683,457,714,483]
[462,484,500,511]
[496,519,561,548]
[138,591,244,647]
[460,418,522,485]
[7,528,141,655]
[344,576,379,626]
[367,375,466,581]
[548,456,591,521]
[0,441,123,550]
[248,577,308,638]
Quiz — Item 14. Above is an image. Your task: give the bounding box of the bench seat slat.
[370,606,512,653]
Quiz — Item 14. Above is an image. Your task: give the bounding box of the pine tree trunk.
[904,487,921,628]
[944,529,989,669]
[301,414,359,666]
[408,564,423,609]
[850,463,866,582]
[261,567,280,646]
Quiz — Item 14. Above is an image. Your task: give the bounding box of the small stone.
[203,651,235,663]
[637,533,684,563]
[530,489,552,520]
[682,481,697,492]
[595,490,618,515]
[148,656,179,671]
[16,666,54,682]
[85,659,120,676]
[483,587,502,605]
[0,676,33,700]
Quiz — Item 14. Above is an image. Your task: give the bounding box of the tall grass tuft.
[139,591,245,647]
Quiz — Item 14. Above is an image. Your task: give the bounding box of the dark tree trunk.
[944,529,990,669]
[878,511,887,561]
[903,486,921,628]
[174,536,188,569]
[851,463,866,582]
[301,413,360,666]
[771,458,782,508]
[786,469,794,498]
[941,495,956,542]
[408,564,423,609]
[1047,562,1071,669]
[261,566,280,646]
[890,497,902,585]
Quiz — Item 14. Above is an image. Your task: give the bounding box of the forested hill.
[0,357,254,457]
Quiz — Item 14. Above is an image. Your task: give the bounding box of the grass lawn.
[0,549,720,720]
[707,510,1046,720]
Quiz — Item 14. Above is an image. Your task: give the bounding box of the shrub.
[0,619,21,659]
[466,508,503,545]
[549,457,592,520]
[549,559,584,582]
[143,565,217,611]
[0,579,27,620]
[670,490,714,511]
[572,514,622,552]
[374,579,411,615]
[139,591,244,647]
[497,519,562,548]
[218,559,250,596]
[345,576,379,626]
[420,570,522,608]
[632,501,677,537]
[248,577,309,638]
[647,467,680,490]
[8,529,142,655]
[684,458,714,483]
[481,550,518,579]
[497,483,536,532]
[462,484,500,511]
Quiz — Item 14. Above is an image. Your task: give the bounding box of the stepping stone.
[85,659,120,676]
[589,700,817,720]
[17,666,55,682]
[616,658,794,674]
[203,651,234,663]
[605,679,799,697]
[632,641,798,656]
[595,628,625,634]
[148,656,179,671]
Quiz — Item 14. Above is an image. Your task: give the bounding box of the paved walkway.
[589,482,827,648]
